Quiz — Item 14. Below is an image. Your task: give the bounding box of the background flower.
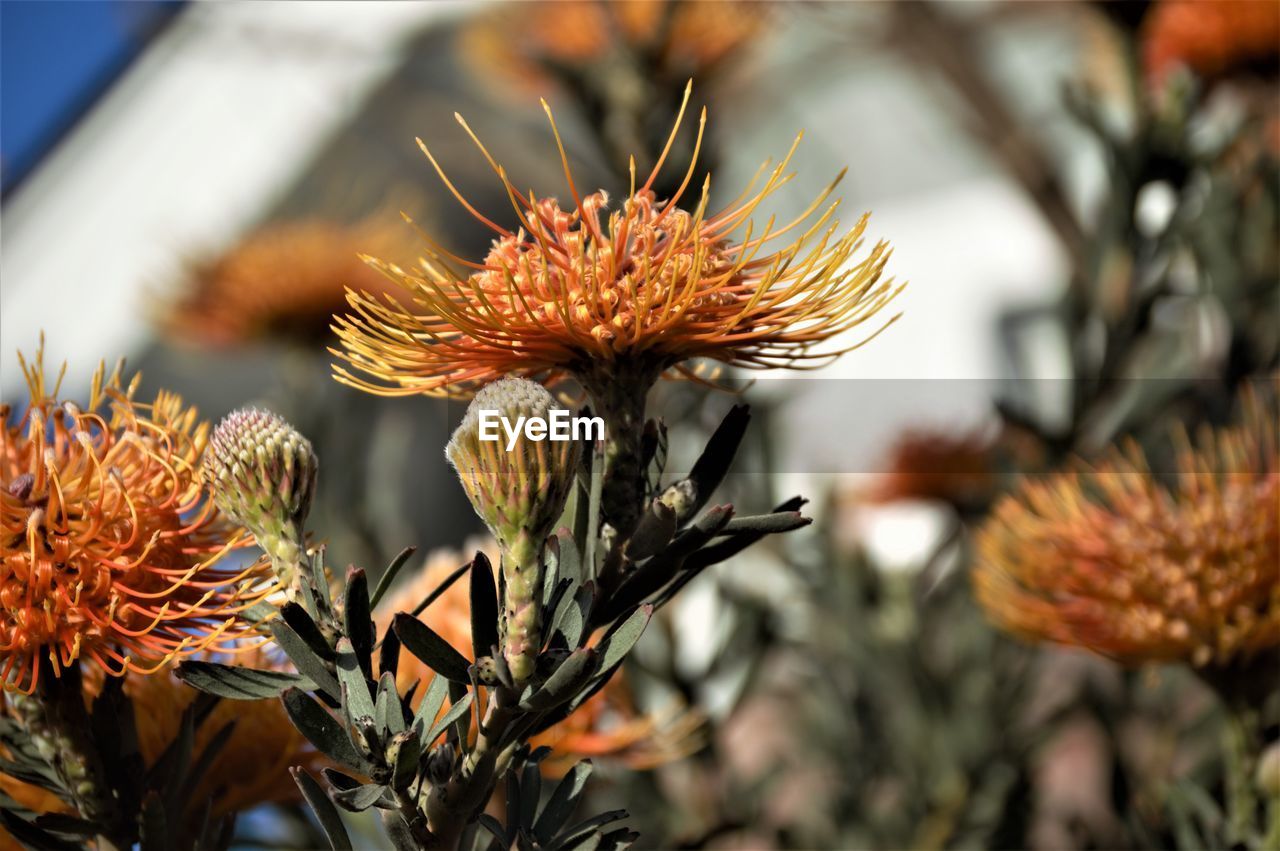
[973,385,1279,670]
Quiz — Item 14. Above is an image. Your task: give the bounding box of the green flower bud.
[204,407,318,592]
[446,379,580,684]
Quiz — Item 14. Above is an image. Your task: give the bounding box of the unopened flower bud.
[446,379,580,684]
[205,407,318,592]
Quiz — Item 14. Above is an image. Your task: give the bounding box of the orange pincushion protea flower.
[1142,0,1280,86]
[378,541,703,774]
[160,218,408,348]
[332,84,903,398]
[0,345,276,693]
[973,386,1279,670]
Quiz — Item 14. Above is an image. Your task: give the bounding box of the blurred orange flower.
[868,428,1001,512]
[974,386,1279,670]
[1142,0,1280,86]
[332,84,902,399]
[160,218,408,348]
[378,540,703,774]
[0,345,276,693]
[464,0,764,94]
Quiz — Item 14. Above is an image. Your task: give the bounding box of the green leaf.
[470,551,499,660]
[554,583,593,650]
[176,661,311,700]
[371,546,418,609]
[344,568,375,681]
[411,674,450,738]
[394,613,472,683]
[596,605,652,673]
[718,511,811,535]
[555,809,630,850]
[336,638,376,723]
[520,649,597,712]
[553,531,582,590]
[281,601,336,661]
[424,693,474,747]
[535,761,593,843]
[375,672,405,736]
[390,729,420,791]
[332,783,389,812]
[683,404,750,519]
[282,688,367,770]
[292,767,354,851]
[379,626,401,685]
[270,618,341,699]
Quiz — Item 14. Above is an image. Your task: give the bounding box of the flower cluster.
[0,347,275,693]
[974,386,1279,670]
[332,86,902,399]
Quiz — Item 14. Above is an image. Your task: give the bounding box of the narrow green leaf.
[371,546,417,609]
[381,810,417,851]
[424,693,474,747]
[394,614,472,683]
[332,783,388,812]
[281,602,336,661]
[344,568,375,682]
[176,661,311,700]
[535,761,593,843]
[336,638,375,723]
[596,605,652,673]
[282,688,366,770]
[469,551,499,662]
[376,672,405,736]
[717,511,811,535]
[520,649,597,712]
[411,674,450,738]
[270,619,341,699]
[292,767,354,851]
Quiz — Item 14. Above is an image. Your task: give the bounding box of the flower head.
[378,541,703,772]
[973,386,1279,670]
[204,407,318,592]
[0,346,276,693]
[332,84,903,398]
[446,379,581,682]
[159,218,408,348]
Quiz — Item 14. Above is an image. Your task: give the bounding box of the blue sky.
[1,0,181,193]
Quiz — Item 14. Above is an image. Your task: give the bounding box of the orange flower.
[1142,0,1280,86]
[868,428,1001,511]
[0,345,276,693]
[332,84,903,400]
[973,386,1279,670]
[378,540,703,774]
[464,0,764,95]
[160,218,409,348]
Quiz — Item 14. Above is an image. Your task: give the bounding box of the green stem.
[580,362,659,543]
[501,531,544,686]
